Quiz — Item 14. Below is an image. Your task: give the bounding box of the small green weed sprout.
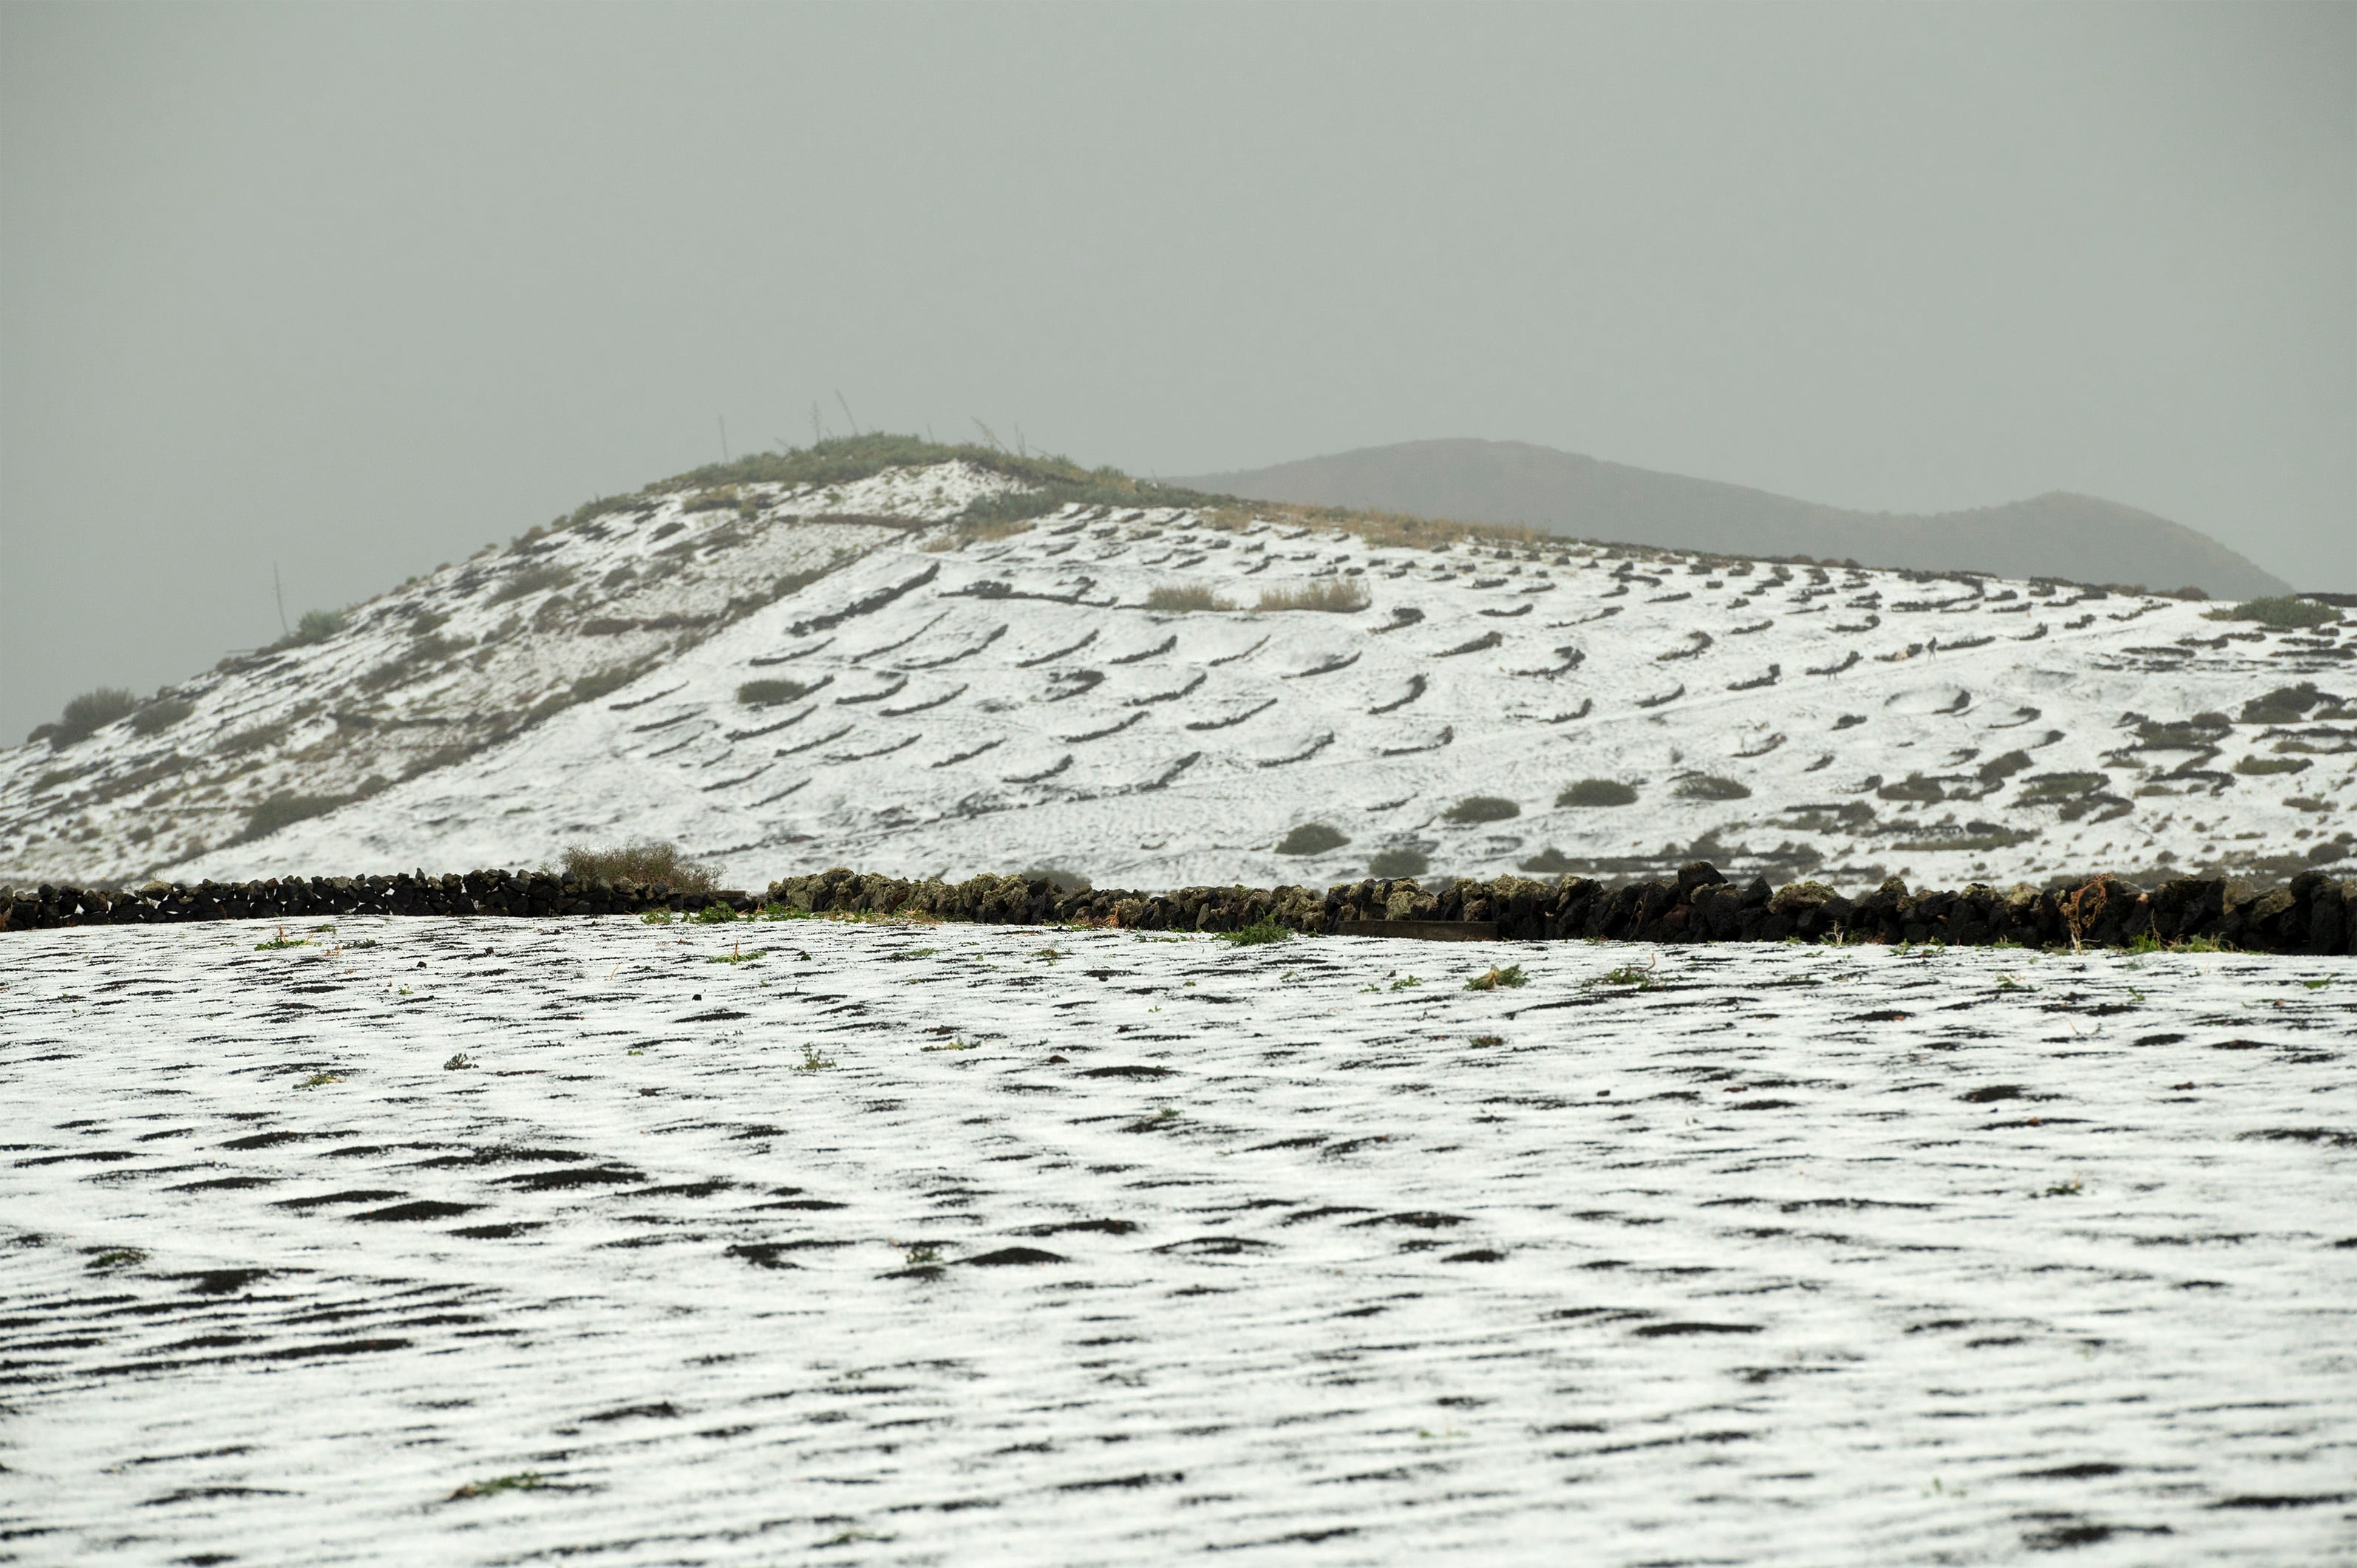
[1588,958,1658,989]
[921,1037,978,1052]
[1220,920,1293,946]
[905,1244,942,1266]
[449,1471,545,1501]
[1390,974,1422,990]
[443,1053,474,1071]
[797,1045,835,1072]
[707,944,765,964]
[1466,964,1528,991]
[639,910,674,925]
[296,1072,343,1089]
[255,927,307,950]
[2036,1176,2084,1199]
[1469,1034,1505,1047]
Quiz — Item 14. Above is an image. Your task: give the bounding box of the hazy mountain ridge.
[1177,439,2293,599]
[2,446,2348,893]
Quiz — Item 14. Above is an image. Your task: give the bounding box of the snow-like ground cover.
[5,456,2351,893]
[4,916,2353,1566]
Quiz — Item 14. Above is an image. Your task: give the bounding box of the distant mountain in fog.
[1176,438,2290,599]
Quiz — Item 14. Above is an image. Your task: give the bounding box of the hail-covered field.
[1,460,2349,893]
[3,914,2352,1565]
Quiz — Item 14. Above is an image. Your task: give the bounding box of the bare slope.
[1177,438,2291,599]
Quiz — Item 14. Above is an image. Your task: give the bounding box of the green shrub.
[293,608,344,644]
[559,840,718,894]
[216,720,290,757]
[1675,774,1752,801]
[1367,846,1430,879]
[1145,584,1234,613]
[2205,596,2339,630]
[1219,919,1293,946]
[570,667,639,705]
[1877,774,1945,803]
[1443,795,1520,824]
[2239,683,2339,725]
[1557,779,1637,808]
[129,697,195,737]
[1276,822,1350,855]
[2234,754,2311,776]
[738,678,811,707]
[1976,749,2033,784]
[1255,580,1370,613]
[1519,847,1576,873]
[49,687,137,745]
[2016,771,2106,805]
[488,562,575,604]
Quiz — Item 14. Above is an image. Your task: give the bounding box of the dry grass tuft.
[1145,584,1235,613]
[560,839,718,893]
[1254,579,1370,614]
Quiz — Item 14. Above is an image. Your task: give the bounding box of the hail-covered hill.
[1,440,2350,893]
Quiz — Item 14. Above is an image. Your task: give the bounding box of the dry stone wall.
[4,865,2351,955]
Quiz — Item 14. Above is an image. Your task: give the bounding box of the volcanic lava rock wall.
[9,865,2349,955]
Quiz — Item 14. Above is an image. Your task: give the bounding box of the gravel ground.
[4,916,2353,1566]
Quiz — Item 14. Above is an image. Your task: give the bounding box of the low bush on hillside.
[1367,846,1431,879]
[1675,774,1752,801]
[1145,584,1234,613]
[215,720,290,757]
[489,562,576,604]
[560,840,718,894]
[291,608,344,645]
[1877,774,1945,803]
[129,697,195,737]
[2205,596,2339,630]
[1443,795,1520,824]
[2234,754,2310,776]
[2016,771,2107,805]
[1519,847,1577,873]
[1276,822,1350,856]
[569,667,639,705]
[1255,580,1370,613]
[2240,683,2342,725]
[36,687,139,747]
[1976,749,2033,784]
[1557,779,1637,808]
[737,678,811,707]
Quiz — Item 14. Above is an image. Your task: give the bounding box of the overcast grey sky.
[3,1,2350,743]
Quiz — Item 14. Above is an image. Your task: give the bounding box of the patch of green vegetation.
[2205,595,2339,630]
[1466,964,1528,991]
[797,1045,837,1072]
[1975,749,2033,784]
[1145,583,1234,613]
[1368,847,1431,879]
[40,686,137,746]
[737,678,811,707]
[254,927,309,950]
[2015,771,2106,807]
[1389,975,1422,989]
[1276,822,1350,856]
[1588,963,1659,990]
[707,947,766,964]
[1469,1034,1504,1047]
[1675,774,1752,801]
[277,607,346,647]
[2234,754,2310,776]
[129,696,195,736]
[449,1471,545,1501]
[89,1247,146,1271]
[1219,920,1294,947]
[1443,795,1520,825]
[1558,778,1638,808]
[920,1038,977,1052]
[296,1072,343,1089]
[2239,683,2341,726]
[693,902,742,924]
[488,561,575,604]
[905,1244,943,1264]
[216,719,291,757]
[1877,774,1945,803]
[1255,579,1370,613]
[444,1053,475,1071]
